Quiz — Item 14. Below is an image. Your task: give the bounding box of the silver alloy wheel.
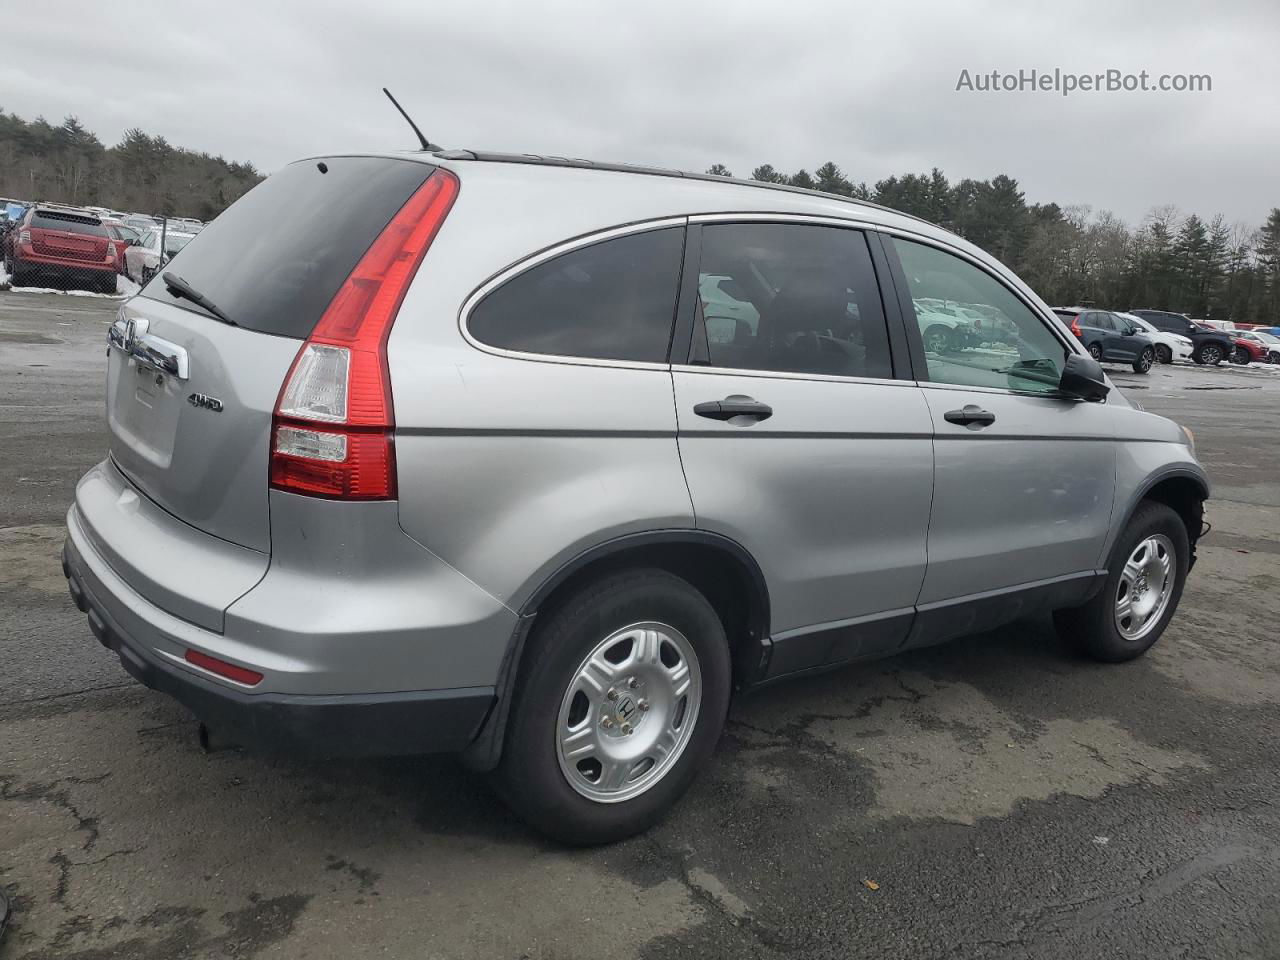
[1114,534,1175,641]
[1200,344,1222,365]
[555,621,702,804]
[1138,349,1153,372]
[1089,343,1102,361]
[924,326,949,354]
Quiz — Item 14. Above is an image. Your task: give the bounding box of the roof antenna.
[382,87,440,152]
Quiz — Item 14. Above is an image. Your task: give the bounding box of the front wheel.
[1195,343,1224,365]
[923,325,951,354]
[1053,501,1189,662]
[1231,346,1250,365]
[1155,344,1173,364]
[1132,347,1154,374]
[1269,351,1280,365]
[493,569,731,845]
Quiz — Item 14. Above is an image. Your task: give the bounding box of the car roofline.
[429,148,940,230]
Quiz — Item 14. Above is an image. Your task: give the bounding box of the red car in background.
[3,206,118,292]
[100,219,143,275]
[1230,334,1267,365]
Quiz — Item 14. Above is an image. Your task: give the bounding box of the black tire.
[923,325,951,354]
[1269,351,1280,365]
[1132,347,1154,374]
[1053,501,1189,663]
[1155,344,1173,364]
[1087,342,1103,362]
[1194,343,1224,365]
[493,568,731,845]
[1230,346,1250,365]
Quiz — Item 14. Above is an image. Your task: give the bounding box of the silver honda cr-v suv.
[63,150,1208,843]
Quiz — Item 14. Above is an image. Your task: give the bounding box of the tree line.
[0,110,263,221]
[705,161,1280,324]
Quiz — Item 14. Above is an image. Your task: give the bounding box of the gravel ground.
[2,289,1278,960]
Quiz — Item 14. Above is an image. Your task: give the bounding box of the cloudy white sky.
[3,0,1276,225]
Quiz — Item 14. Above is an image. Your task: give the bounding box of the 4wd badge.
[187,393,224,412]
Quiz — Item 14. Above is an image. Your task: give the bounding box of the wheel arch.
[1104,468,1208,574]
[460,530,772,771]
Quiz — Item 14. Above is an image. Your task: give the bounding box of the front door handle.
[944,404,996,427]
[693,395,773,422]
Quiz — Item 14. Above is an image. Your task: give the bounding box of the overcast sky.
[3,0,1276,226]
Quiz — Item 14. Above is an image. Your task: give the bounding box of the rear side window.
[140,157,434,338]
[468,228,685,363]
[31,212,107,236]
[692,223,892,379]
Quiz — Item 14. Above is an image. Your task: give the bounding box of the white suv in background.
[1120,313,1194,365]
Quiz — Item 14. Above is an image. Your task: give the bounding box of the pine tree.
[705,163,732,177]
[750,164,786,183]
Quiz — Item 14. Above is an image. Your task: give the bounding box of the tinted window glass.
[693,223,892,379]
[893,238,1067,395]
[141,156,433,338]
[1090,312,1116,331]
[468,228,684,363]
[31,212,107,236]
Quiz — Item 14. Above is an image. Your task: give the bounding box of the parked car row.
[1,199,204,292]
[1046,307,1276,370]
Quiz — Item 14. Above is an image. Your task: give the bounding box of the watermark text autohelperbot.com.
[956,68,1211,96]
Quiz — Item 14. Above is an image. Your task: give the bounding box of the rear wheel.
[1053,501,1189,662]
[1155,344,1173,364]
[1269,351,1280,365]
[1088,342,1103,362]
[493,569,731,845]
[1194,343,1224,365]
[1231,346,1250,365]
[1132,347,1154,374]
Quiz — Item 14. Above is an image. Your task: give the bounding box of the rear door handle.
[943,404,996,427]
[693,395,773,422]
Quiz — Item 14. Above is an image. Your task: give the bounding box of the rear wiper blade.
[162,272,236,326]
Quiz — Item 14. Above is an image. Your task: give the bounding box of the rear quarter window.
[467,228,685,364]
[139,156,435,338]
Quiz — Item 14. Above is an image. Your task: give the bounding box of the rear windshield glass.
[31,212,107,236]
[140,156,434,338]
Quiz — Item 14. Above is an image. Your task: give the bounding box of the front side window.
[892,237,1067,395]
[692,223,892,379]
[468,227,684,363]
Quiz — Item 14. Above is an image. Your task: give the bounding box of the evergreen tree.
[705,163,732,177]
[750,164,786,183]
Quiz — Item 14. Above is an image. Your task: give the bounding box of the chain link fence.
[1,202,198,297]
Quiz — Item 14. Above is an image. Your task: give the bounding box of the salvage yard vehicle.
[1121,313,1194,364]
[3,205,119,292]
[123,227,197,284]
[1053,307,1156,374]
[1128,309,1237,366]
[62,150,1208,844]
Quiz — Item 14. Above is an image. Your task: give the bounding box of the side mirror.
[1059,353,1110,402]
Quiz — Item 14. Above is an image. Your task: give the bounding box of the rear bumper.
[63,523,498,758]
[16,249,114,273]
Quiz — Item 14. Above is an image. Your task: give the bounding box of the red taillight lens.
[185,649,263,686]
[269,168,459,500]
[1070,317,1083,338]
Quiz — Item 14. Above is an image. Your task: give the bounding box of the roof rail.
[433,149,938,229]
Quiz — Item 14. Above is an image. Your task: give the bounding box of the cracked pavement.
[2,290,1278,959]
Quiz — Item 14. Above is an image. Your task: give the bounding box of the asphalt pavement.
[2,289,1278,959]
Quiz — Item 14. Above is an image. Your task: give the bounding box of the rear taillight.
[18,229,30,245]
[1070,316,1083,338]
[107,241,117,258]
[269,168,459,500]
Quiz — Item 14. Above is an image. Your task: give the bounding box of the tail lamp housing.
[269,168,459,500]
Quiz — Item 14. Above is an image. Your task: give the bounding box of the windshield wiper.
[162,272,236,327]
